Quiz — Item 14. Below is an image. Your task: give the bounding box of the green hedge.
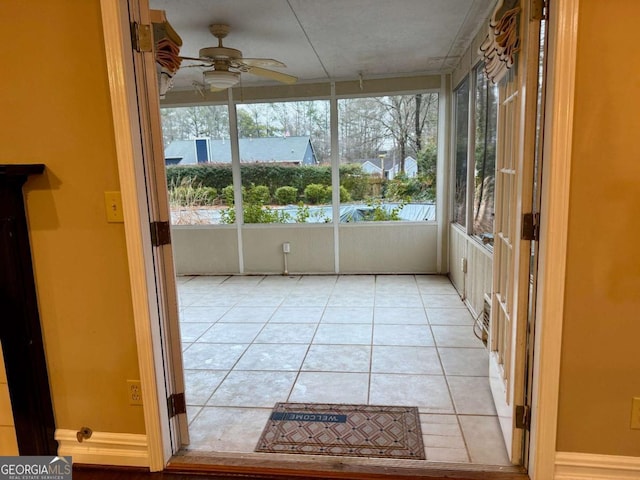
[303,184,329,204]
[167,164,234,191]
[275,186,298,205]
[166,163,370,200]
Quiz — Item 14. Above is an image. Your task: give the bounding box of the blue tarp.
[172,202,436,224]
[338,203,436,222]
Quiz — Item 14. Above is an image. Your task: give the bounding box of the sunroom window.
[233,100,332,224]
[337,93,438,223]
[162,105,233,225]
[472,66,498,245]
[161,90,440,227]
[453,78,470,227]
[451,65,498,248]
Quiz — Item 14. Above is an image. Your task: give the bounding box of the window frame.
[162,83,442,226]
[451,76,470,229]
[335,91,440,224]
[233,98,333,224]
[450,62,498,251]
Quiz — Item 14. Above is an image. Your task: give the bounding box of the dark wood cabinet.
[0,164,57,455]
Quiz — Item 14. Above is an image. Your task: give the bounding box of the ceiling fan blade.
[247,66,297,85]
[192,80,226,94]
[238,58,287,68]
[179,55,210,62]
[182,64,212,69]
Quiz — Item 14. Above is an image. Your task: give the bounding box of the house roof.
[355,158,384,169]
[164,139,196,162]
[164,136,313,164]
[353,156,417,171]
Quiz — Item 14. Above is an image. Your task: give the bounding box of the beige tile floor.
[177,274,510,465]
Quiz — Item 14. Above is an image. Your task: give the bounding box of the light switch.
[104,191,124,223]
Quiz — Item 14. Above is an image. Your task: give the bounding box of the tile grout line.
[284,274,328,403]
[367,275,378,405]
[424,275,472,463]
[197,277,271,409]
[418,274,471,462]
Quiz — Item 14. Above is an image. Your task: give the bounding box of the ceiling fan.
[181,24,297,91]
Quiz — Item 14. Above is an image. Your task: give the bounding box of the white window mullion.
[330,82,340,273]
[436,74,449,273]
[466,68,478,236]
[227,88,244,273]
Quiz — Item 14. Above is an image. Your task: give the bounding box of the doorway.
[96,0,576,476]
[149,0,520,463]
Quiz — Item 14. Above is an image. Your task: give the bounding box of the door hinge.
[531,0,546,21]
[515,404,531,430]
[167,393,186,418]
[150,221,171,247]
[522,212,540,241]
[131,22,153,52]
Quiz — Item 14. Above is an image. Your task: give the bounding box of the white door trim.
[56,429,149,468]
[99,0,168,471]
[555,452,640,480]
[528,0,579,478]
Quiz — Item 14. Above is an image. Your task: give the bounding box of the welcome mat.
[255,403,425,460]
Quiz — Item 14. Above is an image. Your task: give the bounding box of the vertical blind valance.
[151,9,182,98]
[479,0,521,84]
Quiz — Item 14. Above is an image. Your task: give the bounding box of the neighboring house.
[358,158,384,176]
[354,156,418,179]
[387,156,418,180]
[164,136,317,166]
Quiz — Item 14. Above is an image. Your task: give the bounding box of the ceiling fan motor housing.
[209,24,231,39]
[199,46,242,61]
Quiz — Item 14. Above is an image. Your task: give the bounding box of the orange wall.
[557,0,640,456]
[0,2,145,434]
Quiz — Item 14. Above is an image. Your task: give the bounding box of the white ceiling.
[150,0,495,90]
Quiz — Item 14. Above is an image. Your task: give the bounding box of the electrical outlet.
[127,380,143,406]
[104,191,124,223]
[631,397,640,429]
[283,242,291,253]
[461,257,467,273]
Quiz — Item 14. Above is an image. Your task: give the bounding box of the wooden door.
[487,0,544,465]
[128,0,189,453]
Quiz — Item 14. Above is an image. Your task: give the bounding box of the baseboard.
[555,452,640,479]
[55,429,149,468]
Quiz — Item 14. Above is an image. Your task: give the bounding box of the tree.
[334,94,439,173]
[473,69,498,233]
[375,93,439,174]
[338,98,387,161]
[160,105,229,147]
[237,108,272,138]
[417,142,437,177]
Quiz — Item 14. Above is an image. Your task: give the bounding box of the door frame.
[99,0,578,475]
[100,0,173,469]
[527,0,579,478]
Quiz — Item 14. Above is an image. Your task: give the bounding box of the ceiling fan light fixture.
[203,70,240,89]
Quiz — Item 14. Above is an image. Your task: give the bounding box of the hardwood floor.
[72,465,527,480]
[73,466,296,479]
